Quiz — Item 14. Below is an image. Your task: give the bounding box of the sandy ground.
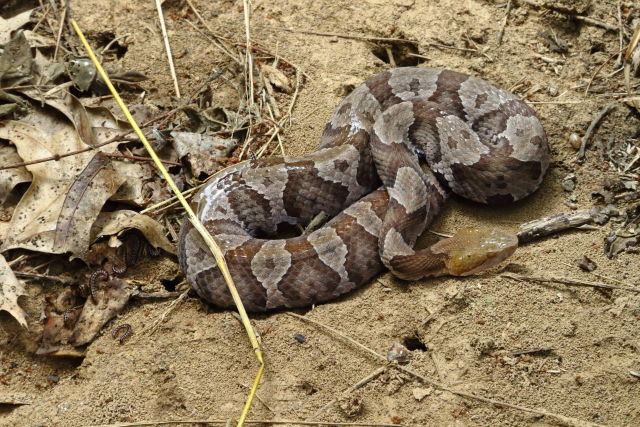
[1,0,640,426]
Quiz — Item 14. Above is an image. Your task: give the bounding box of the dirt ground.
[1,0,640,426]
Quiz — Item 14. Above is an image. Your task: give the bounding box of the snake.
[178,67,550,312]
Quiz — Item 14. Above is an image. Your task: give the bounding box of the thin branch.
[503,273,640,294]
[90,420,402,427]
[517,208,605,243]
[577,103,616,161]
[105,152,181,166]
[496,0,512,45]
[279,27,416,43]
[53,0,68,60]
[574,15,618,32]
[154,0,181,97]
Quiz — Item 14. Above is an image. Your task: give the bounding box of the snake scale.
[178,67,550,312]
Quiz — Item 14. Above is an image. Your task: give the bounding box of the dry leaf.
[0,144,31,205]
[171,130,236,177]
[0,121,123,256]
[261,64,293,93]
[0,254,27,327]
[20,89,128,147]
[70,278,134,346]
[0,31,34,86]
[90,210,175,255]
[0,9,34,43]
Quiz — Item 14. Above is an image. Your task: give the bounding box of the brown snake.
[178,67,550,312]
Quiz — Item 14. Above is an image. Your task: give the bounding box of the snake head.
[430,227,518,276]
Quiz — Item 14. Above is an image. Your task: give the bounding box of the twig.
[615,0,624,67]
[279,27,416,43]
[311,366,386,419]
[505,347,554,357]
[133,291,184,300]
[0,104,183,172]
[53,0,68,60]
[502,273,640,294]
[584,51,618,95]
[105,152,182,166]
[577,103,616,161]
[425,43,478,53]
[531,53,565,64]
[0,135,138,171]
[154,0,181,97]
[14,271,73,284]
[143,289,190,335]
[287,312,382,360]
[525,100,583,104]
[517,208,604,243]
[559,260,635,288]
[90,420,402,427]
[183,0,240,64]
[496,0,512,45]
[140,184,202,214]
[288,313,603,427]
[574,15,618,32]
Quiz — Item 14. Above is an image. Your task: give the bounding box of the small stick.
[584,51,618,95]
[531,53,565,64]
[505,347,554,357]
[89,420,403,427]
[502,273,640,294]
[574,15,618,32]
[184,0,240,63]
[496,0,513,45]
[577,103,616,161]
[526,100,583,104]
[133,291,183,300]
[154,0,181,97]
[140,185,202,214]
[53,0,68,60]
[279,27,416,43]
[615,0,624,67]
[143,289,190,335]
[517,208,604,243]
[14,271,73,284]
[105,152,182,166]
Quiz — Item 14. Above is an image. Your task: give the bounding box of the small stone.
[293,333,306,344]
[576,255,597,272]
[387,342,411,364]
[46,374,59,384]
[568,133,582,150]
[412,387,432,401]
[561,174,576,192]
[548,85,558,97]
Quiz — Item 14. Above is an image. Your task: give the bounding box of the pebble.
[387,342,411,364]
[568,133,582,150]
[412,387,433,401]
[293,333,306,344]
[561,174,576,192]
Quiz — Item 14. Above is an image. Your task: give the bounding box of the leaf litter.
[0,26,173,341]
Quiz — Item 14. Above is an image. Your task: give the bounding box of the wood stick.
[503,273,640,294]
[577,103,616,161]
[517,208,605,243]
[154,0,181,97]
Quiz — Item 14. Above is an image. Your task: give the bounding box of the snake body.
[178,67,550,311]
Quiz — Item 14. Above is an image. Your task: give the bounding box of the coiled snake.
[178,67,550,311]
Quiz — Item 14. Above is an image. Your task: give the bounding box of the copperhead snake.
[178,67,550,312]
